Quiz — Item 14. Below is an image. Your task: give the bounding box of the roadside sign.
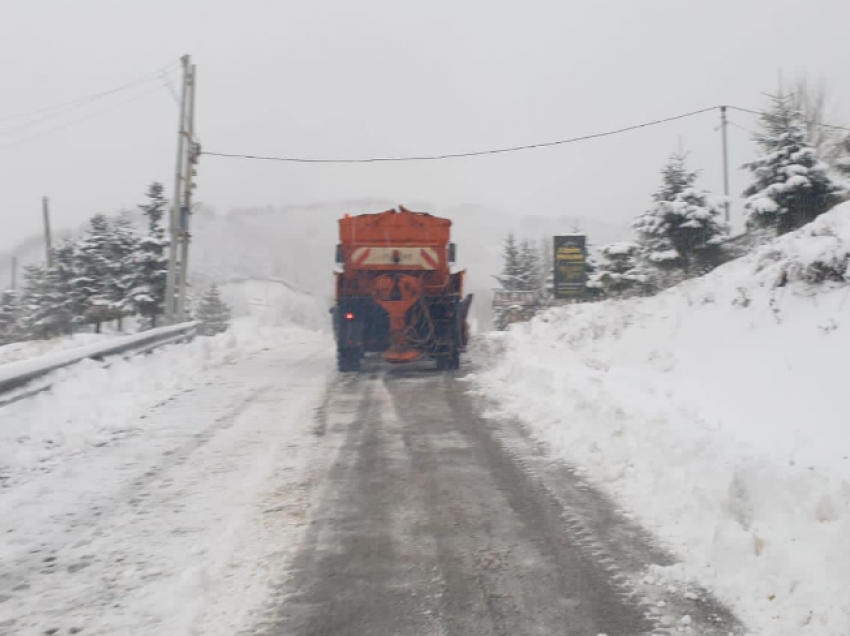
[553,235,587,299]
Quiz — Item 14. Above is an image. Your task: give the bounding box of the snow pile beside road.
[0,318,324,484]
[0,332,112,365]
[219,277,331,331]
[474,204,850,636]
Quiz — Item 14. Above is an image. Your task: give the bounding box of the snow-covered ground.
[0,319,335,635]
[473,204,850,636]
[0,333,114,366]
[0,319,151,366]
[219,277,331,331]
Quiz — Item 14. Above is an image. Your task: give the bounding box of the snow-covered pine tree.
[0,289,20,345]
[196,284,231,336]
[107,217,141,330]
[588,242,653,298]
[41,241,78,335]
[518,239,543,292]
[634,152,729,276]
[583,250,603,300]
[743,92,845,234]
[538,237,555,304]
[17,265,54,340]
[73,214,115,332]
[132,182,170,328]
[495,234,524,291]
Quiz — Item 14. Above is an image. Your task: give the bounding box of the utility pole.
[10,257,17,290]
[176,63,198,322]
[720,105,731,224]
[165,55,191,324]
[42,196,53,266]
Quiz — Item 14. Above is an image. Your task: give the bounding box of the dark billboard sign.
[554,235,587,300]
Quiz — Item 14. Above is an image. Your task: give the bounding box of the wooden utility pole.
[42,196,53,266]
[10,257,17,290]
[720,105,731,224]
[165,55,190,324]
[177,63,198,322]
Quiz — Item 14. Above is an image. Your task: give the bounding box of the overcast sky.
[1,0,848,252]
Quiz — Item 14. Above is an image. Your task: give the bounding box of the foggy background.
[2,0,848,321]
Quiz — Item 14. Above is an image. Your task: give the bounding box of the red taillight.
[345,312,355,321]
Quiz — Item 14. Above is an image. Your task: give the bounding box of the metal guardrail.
[0,322,198,407]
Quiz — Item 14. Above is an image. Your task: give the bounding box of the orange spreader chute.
[371,274,422,363]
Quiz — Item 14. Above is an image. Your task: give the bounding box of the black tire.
[337,348,361,372]
[437,351,460,371]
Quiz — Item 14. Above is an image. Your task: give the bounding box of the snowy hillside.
[474,203,850,636]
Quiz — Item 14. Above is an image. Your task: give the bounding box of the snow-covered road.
[2,330,742,636]
[248,361,737,636]
[0,333,335,636]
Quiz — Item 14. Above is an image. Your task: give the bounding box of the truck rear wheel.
[337,348,361,372]
[437,351,460,371]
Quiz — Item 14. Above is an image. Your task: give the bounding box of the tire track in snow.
[465,378,744,635]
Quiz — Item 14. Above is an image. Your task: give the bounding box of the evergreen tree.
[196,284,231,336]
[539,237,555,303]
[634,152,729,275]
[588,242,654,298]
[132,182,170,328]
[583,251,604,300]
[17,265,54,340]
[0,289,20,345]
[518,239,543,292]
[107,217,141,328]
[743,92,844,234]
[41,241,78,335]
[73,214,115,332]
[495,234,524,291]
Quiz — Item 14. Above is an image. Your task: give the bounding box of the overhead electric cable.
[0,68,180,139]
[202,104,850,164]
[202,106,722,163]
[160,71,181,105]
[0,83,172,151]
[727,119,756,136]
[728,105,850,132]
[0,60,180,124]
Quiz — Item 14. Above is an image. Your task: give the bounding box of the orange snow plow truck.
[332,206,473,372]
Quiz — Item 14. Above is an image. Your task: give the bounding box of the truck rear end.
[332,206,473,371]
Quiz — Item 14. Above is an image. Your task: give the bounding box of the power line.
[202,103,850,165]
[0,68,180,140]
[727,119,756,136]
[728,105,850,132]
[160,71,181,105]
[202,106,722,164]
[0,83,172,151]
[0,60,180,125]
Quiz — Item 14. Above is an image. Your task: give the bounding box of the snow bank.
[0,332,112,366]
[474,204,850,636]
[0,318,320,483]
[219,277,331,331]
[0,321,196,389]
[0,318,147,366]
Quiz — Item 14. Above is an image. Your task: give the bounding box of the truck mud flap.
[458,293,474,348]
[459,293,474,321]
